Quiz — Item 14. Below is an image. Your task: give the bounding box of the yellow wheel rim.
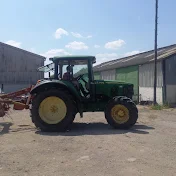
[39,96,67,124]
[111,105,129,124]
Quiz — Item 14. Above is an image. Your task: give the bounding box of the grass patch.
[150,103,170,110]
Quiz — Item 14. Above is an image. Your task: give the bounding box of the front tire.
[31,89,77,132]
[105,96,138,129]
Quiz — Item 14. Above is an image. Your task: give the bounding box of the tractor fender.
[30,80,81,102]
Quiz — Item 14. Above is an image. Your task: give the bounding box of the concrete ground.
[0,106,176,176]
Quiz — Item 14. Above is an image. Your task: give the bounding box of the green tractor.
[30,56,138,132]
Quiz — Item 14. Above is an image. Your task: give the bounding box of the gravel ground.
[0,106,176,176]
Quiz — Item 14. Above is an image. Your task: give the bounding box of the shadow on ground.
[10,124,36,133]
[0,122,13,135]
[0,122,36,135]
[36,122,154,136]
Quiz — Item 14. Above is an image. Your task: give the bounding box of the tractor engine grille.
[123,85,134,99]
[111,87,118,97]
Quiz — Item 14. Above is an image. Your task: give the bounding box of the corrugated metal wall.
[165,55,176,103]
[0,43,44,85]
[165,55,176,85]
[100,69,116,80]
[139,62,163,87]
[116,66,139,102]
[139,62,163,104]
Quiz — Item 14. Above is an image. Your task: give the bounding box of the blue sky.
[0,0,175,65]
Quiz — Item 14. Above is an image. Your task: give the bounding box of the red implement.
[0,85,34,117]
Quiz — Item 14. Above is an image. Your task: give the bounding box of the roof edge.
[0,42,46,60]
[95,43,176,68]
[93,53,176,72]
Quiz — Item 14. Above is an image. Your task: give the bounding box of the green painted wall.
[116,66,139,102]
[94,72,101,80]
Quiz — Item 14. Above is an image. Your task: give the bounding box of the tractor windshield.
[61,59,88,80]
[63,65,88,77]
[62,64,88,80]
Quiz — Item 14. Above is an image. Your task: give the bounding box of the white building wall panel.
[166,85,176,104]
[139,62,163,87]
[101,69,116,80]
[139,87,163,104]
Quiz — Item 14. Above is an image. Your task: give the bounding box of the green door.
[116,66,139,102]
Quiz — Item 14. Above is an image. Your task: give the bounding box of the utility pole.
[154,0,158,105]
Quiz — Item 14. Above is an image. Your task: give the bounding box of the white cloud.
[54,28,69,39]
[41,48,71,66]
[95,53,118,65]
[71,32,83,38]
[124,50,141,57]
[105,39,125,49]
[65,41,88,50]
[71,32,92,39]
[41,49,71,59]
[94,45,100,48]
[6,40,21,48]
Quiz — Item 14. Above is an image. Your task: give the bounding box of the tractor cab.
[37,56,96,99]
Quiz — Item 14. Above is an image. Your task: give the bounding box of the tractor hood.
[94,80,134,99]
[94,80,133,86]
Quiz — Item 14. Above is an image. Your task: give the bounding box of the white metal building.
[0,42,45,93]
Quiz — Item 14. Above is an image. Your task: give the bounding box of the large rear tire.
[105,96,138,129]
[31,89,77,132]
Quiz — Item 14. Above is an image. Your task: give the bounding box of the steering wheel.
[76,74,89,91]
[76,74,86,82]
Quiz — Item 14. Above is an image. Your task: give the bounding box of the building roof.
[0,42,45,60]
[49,55,96,63]
[94,44,176,72]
